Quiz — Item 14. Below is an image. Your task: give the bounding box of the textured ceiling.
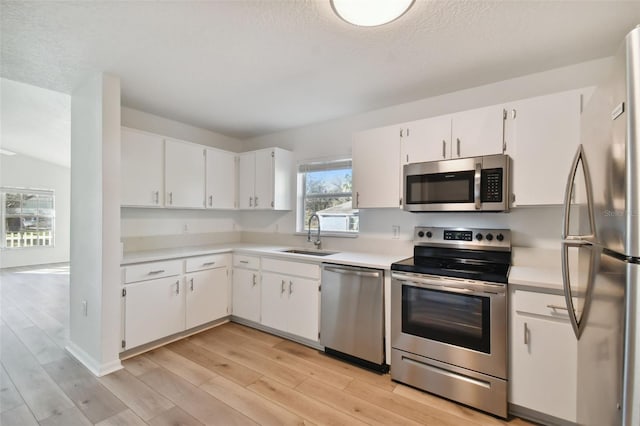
[2,0,640,141]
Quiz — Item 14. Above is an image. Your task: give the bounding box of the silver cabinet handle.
[239,260,249,264]
[148,269,165,275]
[442,140,446,158]
[249,196,253,207]
[175,280,180,295]
[190,278,194,291]
[524,322,529,345]
[547,304,569,311]
[281,280,286,294]
[254,196,259,207]
[252,273,257,287]
[474,162,482,210]
[154,191,159,204]
[169,192,173,205]
[289,280,293,295]
[209,195,213,206]
[202,262,216,266]
[356,192,360,208]
[456,138,461,157]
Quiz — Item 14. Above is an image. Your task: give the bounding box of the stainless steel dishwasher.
[320,263,387,372]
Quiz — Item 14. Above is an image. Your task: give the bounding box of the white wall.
[120,108,243,246]
[240,57,613,250]
[68,73,122,376]
[0,154,70,268]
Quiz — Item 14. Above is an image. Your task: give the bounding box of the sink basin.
[281,249,338,257]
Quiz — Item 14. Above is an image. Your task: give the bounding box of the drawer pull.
[148,270,165,275]
[524,322,529,345]
[547,304,569,311]
[239,260,249,264]
[202,262,216,266]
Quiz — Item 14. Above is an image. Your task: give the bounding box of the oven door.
[391,271,507,379]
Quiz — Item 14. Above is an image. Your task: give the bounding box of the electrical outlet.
[392,225,400,239]
[81,300,88,316]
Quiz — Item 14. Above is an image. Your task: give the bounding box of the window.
[298,159,358,234]
[1,188,55,249]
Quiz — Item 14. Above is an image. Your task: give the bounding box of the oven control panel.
[414,226,511,251]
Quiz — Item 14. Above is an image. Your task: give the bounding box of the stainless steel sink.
[281,249,338,257]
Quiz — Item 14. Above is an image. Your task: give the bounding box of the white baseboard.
[66,342,123,377]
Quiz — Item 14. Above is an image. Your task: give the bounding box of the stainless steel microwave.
[403,154,510,212]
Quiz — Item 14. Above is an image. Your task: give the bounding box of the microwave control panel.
[481,168,503,202]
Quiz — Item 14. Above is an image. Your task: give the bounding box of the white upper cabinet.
[121,127,164,207]
[165,139,206,208]
[352,125,402,209]
[450,104,505,158]
[400,115,452,165]
[238,148,292,210]
[205,148,236,209]
[505,88,590,206]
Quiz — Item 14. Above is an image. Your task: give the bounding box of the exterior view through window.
[299,159,358,234]
[1,188,55,248]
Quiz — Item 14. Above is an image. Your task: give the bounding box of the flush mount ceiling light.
[331,0,415,27]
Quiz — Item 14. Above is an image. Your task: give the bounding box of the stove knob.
[475,233,483,241]
[496,233,504,242]
[418,231,425,238]
[486,233,494,241]
[426,231,433,238]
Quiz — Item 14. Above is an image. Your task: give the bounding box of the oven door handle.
[392,272,505,296]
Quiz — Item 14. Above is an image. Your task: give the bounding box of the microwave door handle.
[474,162,482,210]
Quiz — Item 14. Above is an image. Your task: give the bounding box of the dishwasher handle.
[323,265,381,279]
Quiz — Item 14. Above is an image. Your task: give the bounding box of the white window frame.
[296,158,358,237]
[1,187,55,249]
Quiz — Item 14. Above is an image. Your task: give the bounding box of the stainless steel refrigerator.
[561,25,639,426]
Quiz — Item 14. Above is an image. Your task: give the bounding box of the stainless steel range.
[391,226,511,418]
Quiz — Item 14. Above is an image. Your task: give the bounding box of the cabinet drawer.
[261,257,320,279]
[512,290,574,319]
[124,259,183,284]
[186,253,230,272]
[233,254,260,269]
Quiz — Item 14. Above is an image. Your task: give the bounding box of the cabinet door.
[509,90,582,206]
[260,272,288,331]
[451,105,504,158]
[510,314,577,422]
[121,128,164,207]
[205,148,236,209]
[352,125,402,208]
[287,277,320,342]
[237,152,255,209]
[165,139,205,208]
[401,115,452,164]
[231,268,260,322]
[254,149,274,209]
[123,276,184,349]
[186,267,229,329]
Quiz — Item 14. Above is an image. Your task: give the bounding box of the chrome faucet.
[307,213,321,249]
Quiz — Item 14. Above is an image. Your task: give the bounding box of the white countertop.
[509,247,564,294]
[122,243,406,270]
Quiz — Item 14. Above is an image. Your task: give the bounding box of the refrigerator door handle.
[562,144,597,241]
[561,240,597,340]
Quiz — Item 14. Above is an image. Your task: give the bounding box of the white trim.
[66,341,123,377]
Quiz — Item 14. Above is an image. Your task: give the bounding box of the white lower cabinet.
[232,255,261,322]
[509,289,577,423]
[185,254,230,329]
[123,275,185,350]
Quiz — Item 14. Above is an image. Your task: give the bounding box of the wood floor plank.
[218,322,284,347]
[249,376,367,426]
[148,406,204,426]
[0,305,35,331]
[13,325,68,365]
[200,375,308,426]
[190,334,308,388]
[166,339,262,387]
[144,346,218,386]
[274,339,396,391]
[0,364,24,414]
[296,377,422,426]
[345,378,482,426]
[94,409,147,426]
[98,369,174,421]
[137,367,256,426]
[200,326,353,390]
[0,404,39,426]
[0,325,75,420]
[39,405,92,426]
[43,356,128,424]
[122,353,160,377]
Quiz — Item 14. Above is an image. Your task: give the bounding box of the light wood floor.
[1,264,536,425]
